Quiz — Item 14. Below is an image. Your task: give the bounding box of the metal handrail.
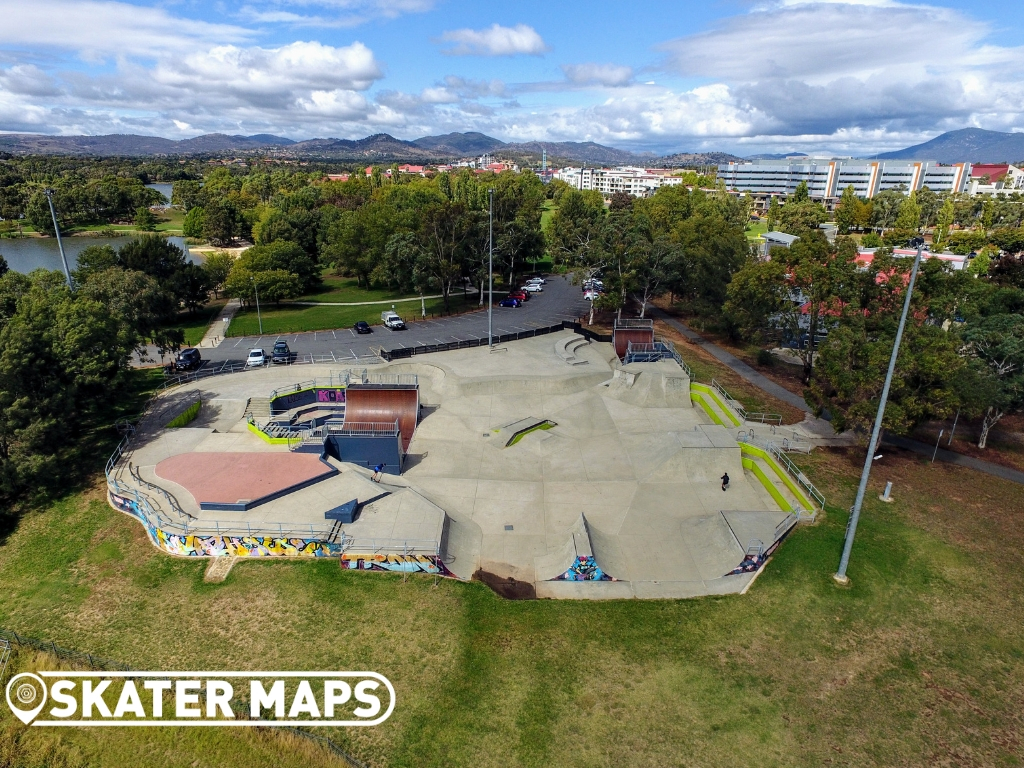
[765,440,825,513]
[129,463,193,520]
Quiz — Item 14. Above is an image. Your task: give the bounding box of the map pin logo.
[6,673,48,725]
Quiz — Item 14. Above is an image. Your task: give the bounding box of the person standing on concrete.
[721,472,730,492]
[372,463,384,482]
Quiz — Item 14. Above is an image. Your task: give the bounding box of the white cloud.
[561,63,634,87]
[0,0,251,58]
[439,24,548,56]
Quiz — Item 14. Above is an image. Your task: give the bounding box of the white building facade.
[553,167,685,198]
[717,159,972,203]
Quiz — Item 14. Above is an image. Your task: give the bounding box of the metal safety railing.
[711,378,782,426]
[764,441,825,514]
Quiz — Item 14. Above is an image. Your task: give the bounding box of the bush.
[861,232,882,247]
[756,348,775,367]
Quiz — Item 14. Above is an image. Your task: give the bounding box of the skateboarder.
[721,472,730,492]
[372,463,384,482]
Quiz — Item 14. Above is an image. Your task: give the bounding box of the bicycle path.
[652,309,1024,487]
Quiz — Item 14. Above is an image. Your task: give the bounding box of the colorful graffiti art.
[341,553,450,575]
[111,492,341,558]
[553,555,615,581]
[316,388,346,403]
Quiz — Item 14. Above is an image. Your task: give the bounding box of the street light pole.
[835,242,924,585]
[44,189,73,288]
[488,188,494,348]
[250,276,263,335]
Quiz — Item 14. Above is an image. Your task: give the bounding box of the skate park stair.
[556,335,590,365]
[245,397,272,419]
[738,442,822,518]
[690,383,742,427]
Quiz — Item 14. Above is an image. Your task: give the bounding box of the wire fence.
[0,627,369,768]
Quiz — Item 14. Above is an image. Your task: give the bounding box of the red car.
[508,289,530,302]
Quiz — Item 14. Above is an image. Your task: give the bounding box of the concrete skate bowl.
[344,385,419,451]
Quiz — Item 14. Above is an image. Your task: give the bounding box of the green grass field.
[227,293,480,337]
[154,301,225,346]
[745,220,768,241]
[295,275,423,304]
[2,432,1024,766]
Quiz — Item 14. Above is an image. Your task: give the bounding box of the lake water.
[0,236,200,274]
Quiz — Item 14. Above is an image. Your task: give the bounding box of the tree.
[202,200,237,246]
[171,180,202,211]
[777,200,827,235]
[72,244,118,284]
[417,202,471,312]
[726,233,858,383]
[870,190,905,234]
[134,206,157,231]
[201,251,234,299]
[223,267,300,306]
[631,236,682,318]
[834,186,858,234]
[167,262,212,314]
[238,240,320,294]
[182,206,205,238]
[894,191,921,232]
[792,181,810,203]
[0,273,135,500]
[117,235,188,284]
[766,197,781,232]
[78,267,168,357]
[960,314,1024,448]
[934,198,955,247]
[807,251,964,440]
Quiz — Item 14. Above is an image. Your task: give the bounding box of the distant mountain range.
[0,129,735,166]
[2,127,1021,165]
[873,128,1024,163]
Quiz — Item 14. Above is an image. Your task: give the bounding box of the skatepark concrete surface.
[125,330,797,599]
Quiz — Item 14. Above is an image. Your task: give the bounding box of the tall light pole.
[250,275,263,335]
[835,241,925,585]
[488,187,494,348]
[44,189,73,288]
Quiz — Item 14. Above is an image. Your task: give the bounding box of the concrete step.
[245,396,272,418]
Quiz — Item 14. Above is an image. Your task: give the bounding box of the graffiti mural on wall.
[316,388,346,404]
[553,555,615,581]
[111,492,340,558]
[341,553,450,575]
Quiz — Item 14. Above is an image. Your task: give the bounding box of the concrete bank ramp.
[439,515,483,580]
[534,514,593,581]
[603,362,691,408]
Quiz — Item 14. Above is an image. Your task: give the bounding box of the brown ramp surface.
[345,386,419,450]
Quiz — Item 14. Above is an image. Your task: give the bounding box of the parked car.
[498,297,522,308]
[381,310,406,330]
[246,348,267,367]
[509,289,530,302]
[520,283,542,293]
[173,347,202,372]
[271,340,291,364]
[526,276,546,285]
[354,321,372,334]
[584,290,601,301]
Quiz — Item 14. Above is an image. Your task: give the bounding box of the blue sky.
[1,0,1022,155]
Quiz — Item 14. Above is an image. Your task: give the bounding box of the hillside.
[873,128,1024,163]
[0,132,294,156]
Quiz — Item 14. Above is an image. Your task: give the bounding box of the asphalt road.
[199,275,592,366]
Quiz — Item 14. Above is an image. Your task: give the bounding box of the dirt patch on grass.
[473,569,537,599]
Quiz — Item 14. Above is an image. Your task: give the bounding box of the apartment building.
[553,166,685,198]
[717,159,972,207]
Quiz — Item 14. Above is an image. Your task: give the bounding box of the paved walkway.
[652,309,1024,487]
[196,298,242,348]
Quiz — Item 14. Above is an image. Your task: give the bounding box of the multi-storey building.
[553,166,685,198]
[717,159,972,208]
